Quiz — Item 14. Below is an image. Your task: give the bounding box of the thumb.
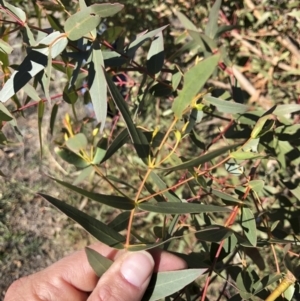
[88,251,154,301]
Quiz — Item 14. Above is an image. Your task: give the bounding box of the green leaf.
[149,171,181,203]
[249,180,264,193]
[211,189,243,205]
[85,247,112,277]
[66,133,88,153]
[230,151,265,160]
[89,3,124,18]
[284,282,295,301]
[39,193,125,249]
[93,138,107,165]
[104,25,168,68]
[0,39,13,54]
[250,114,273,139]
[63,84,78,104]
[0,32,68,103]
[138,202,231,214]
[50,177,135,210]
[281,179,300,202]
[242,138,259,152]
[1,0,26,22]
[105,70,150,160]
[0,102,13,121]
[146,32,164,75]
[73,165,94,186]
[64,7,101,41]
[50,103,59,136]
[55,147,89,168]
[174,10,198,31]
[37,100,45,157]
[172,53,220,118]
[205,0,222,39]
[252,274,282,294]
[275,124,300,140]
[241,207,257,246]
[196,225,233,242]
[172,71,182,90]
[215,25,237,38]
[23,83,41,101]
[187,31,217,56]
[273,104,300,116]
[108,212,131,232]
[126,25,168,59]
[7,117,22,142]
[161,142,241,172]
[203,95,248,114]
[142,269,207,301]
[236,270,254,299]
[88,43,107,133]
[101,128,129,163]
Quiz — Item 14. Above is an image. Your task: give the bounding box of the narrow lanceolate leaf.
[172,53,220,118]
[0,39,13,54]
[64,7,101,41]
[230,151,265,160]
[142,269,207,301]
[241,207,257,246]
[146,31,164,76]
[101,128,129,163]
[85,247,112,278]
[273,104,300,116]
[55,147,89,168]
[149,171,181,203]
[39,193,125,249]
[105,70,150,160]
[66,133,88,153]
[1,0,26,22]
[64,4,124,41]
[250,114,272,139]
[50,103,59,136]
[37,100,45,157]
[126,25,169,59]
[138,202,231,214]
[73,165,94,186]
[0,32,68,103]
[50,177,135,210]
[203,95,248,114]
[196,225,233,242]
[0,102,13,121]
[88,43,107,133]
[174,10,198,31]
[89,3,124,17]
[205,0,222,39]
[108,212,131,232]
[211,189,243,205]
[161,142,242,173]
[93,140,107,165]
[252,274,282,295]
[23,83,41,101]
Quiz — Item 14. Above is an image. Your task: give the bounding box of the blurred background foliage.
[1,0,300,300]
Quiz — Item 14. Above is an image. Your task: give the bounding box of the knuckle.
[5,277,29,300]
[95,281,130,301]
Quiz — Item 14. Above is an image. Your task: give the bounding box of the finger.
[149,248,188,272]
[88,251,154,301]
[5,242,121,301]
[4,274,89,301]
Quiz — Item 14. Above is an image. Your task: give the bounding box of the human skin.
[4,242,187,301]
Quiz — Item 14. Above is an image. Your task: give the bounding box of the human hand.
[4,242,187,301]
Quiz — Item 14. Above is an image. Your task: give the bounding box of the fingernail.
[120,251,154,287]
